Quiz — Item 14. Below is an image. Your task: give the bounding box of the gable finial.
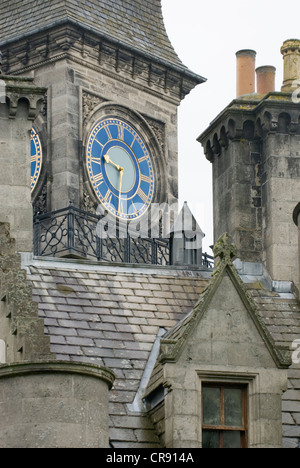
[213,233,237,263]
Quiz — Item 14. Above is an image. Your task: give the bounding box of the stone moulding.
[0,360,115,388]
[198,93,300,163]
[0,22,204,103]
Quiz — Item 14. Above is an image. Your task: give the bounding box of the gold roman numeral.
[103,189,112,204]
[93,173,104,186]
[140,174,151,183]
[91,157,101,165]
[117,124,124,141]
[104,126,112,140]
[130,134,137,148]
[129,201,138,215]
[94,138,104,149]
[138,156,148,163]
[137,187,149,204]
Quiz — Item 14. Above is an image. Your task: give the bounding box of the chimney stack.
[281,39,300,92]
[256,66,276,94]
[236,49,256,97]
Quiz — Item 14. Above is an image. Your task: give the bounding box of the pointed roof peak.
[170,202,205,238]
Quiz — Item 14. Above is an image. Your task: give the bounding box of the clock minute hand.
[104,154,124,172]
[118,168,124,214]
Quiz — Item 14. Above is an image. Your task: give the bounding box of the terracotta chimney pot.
[236,49,256,97]
[256,66,276,94]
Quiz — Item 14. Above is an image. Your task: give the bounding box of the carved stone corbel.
[3,76,47,121]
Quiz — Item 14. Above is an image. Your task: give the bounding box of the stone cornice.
[198,92,300,162]
[1,22,205,103]
[0,361,115,389]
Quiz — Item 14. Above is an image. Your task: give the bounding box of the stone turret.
[0,75,46,252]
[0,222,115,448]
[198,39,300,285]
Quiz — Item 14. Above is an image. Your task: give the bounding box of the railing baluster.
[96,233,102,261]
[152,239,157,265]
[33,218,41,256]
[125,233,130,264]
[67,202,75,252]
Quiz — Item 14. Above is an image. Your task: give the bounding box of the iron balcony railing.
[33,203,214,268]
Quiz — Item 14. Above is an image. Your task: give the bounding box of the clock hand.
[104,154,124,172]
[118,168,124,214]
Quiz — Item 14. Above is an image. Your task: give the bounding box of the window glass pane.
[224,388,243,426]
[202,387,221,425]
[202,430,219,448]
[223,431,241,448]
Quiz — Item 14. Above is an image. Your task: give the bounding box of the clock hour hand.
[104,154,124,172]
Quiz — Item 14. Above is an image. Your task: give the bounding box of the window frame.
[201,382,248,448]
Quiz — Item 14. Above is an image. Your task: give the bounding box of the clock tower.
[0,0,205,227]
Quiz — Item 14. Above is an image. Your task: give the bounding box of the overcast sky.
[162,0,300,252]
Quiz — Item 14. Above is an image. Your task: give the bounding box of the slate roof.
[248,284,300,448]
[26,258,210,448]
[146,276,300,448]
[24,255,300,448]
[0,0,202,80]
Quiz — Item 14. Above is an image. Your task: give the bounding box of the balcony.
[33,202,214,268]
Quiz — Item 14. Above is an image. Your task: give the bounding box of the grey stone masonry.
[0,223,52,363]
[0,361,114,448]
[0,76,46,252]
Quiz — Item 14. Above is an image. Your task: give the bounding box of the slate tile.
[66,336,94,346]
[47,326,78,336]
[51,344,83,355]
[83,347,115,358]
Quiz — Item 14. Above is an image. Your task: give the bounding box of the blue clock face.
[86,117,155,220]
[31,128,42,192]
